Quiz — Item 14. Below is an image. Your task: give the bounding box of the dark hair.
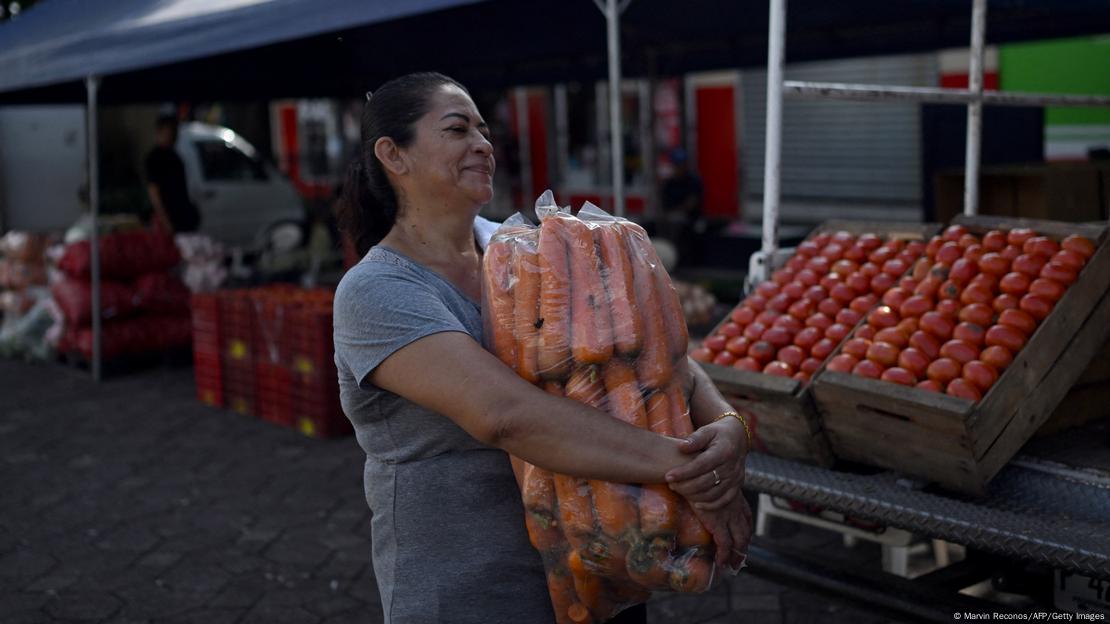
[155,114,178,131]
[336,72,468,256]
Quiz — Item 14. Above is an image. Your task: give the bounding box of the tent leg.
[86,75,101,382]
[963,0,987,216]
[752,0,786,286]
[605,0,624,217]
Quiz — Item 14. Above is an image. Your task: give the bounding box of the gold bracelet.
[715,410,754,449]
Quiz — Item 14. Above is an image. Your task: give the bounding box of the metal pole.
[514,88,533,203]
[964,0,986,216]
[606,0,624,217]
[86,75,101,381]
[762,0,786,261]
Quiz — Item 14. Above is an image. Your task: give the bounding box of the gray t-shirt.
[332,220,553,624]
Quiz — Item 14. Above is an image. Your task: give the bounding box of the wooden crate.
[701,219,940,466]
[812,216,1110,495]
[1036,337,1110,437]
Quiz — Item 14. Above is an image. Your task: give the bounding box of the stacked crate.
[288,298,352,438]
[219,292,257,416]
[191,292,223,407]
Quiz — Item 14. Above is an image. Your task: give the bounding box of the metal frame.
[593,0,634,217]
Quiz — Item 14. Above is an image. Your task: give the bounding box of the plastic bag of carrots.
[482,191,717,624]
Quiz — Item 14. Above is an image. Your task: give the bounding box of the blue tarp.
[2,0,1110,102]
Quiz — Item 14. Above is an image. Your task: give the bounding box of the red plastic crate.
[255,360,293,426]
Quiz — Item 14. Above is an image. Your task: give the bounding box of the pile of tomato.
[827,225,1096,401]
[690,230,928,382]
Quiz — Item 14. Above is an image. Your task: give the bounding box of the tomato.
[866,341,901,368]
[836,308,863,326]
[748,340,777,364]
[825,323,852,343]
[829,283,857,305]
[911,257,931,281]
[772,267,796,286]
[768,293,794,313]
[882,258,908,278]
[724,335,751,357]
[713,351,737,367]
[882,287,912,310]
[936,242,962,265]
[943,224,969,242]
[850,294,879,314]
[896,317,919,337]
[959,284,993,306]
[844,245,867,263]
[985,324,1026,352]
[719,322,743,338]
[906,240,926,257]
[900,276,918,292]
[797,240,821,257]
[946,378,982,402]
[867,306,900,330]
[786,256,808,272]
[800,285,827,304]
[788,298,817,321]
[997,308,1036,336]
[691,347,714,363]
[762,327,795,349]
[909,330,941,359]
[879,367,916,386]
[1007,228,1036,247]
[919,311,955,341]
[818,297,842,317]
[969,271,998,291]
[763,361,794,377]
[793,326,823,351]
[820,273,842,292]
[731,306,756,326]
[856,325,877,341]
[925,236,944,259]
[743,322,767,341]
[858,233,883,250]
[926,358,961,385]
[756,310,780,325]
[755,281,780,299]
[1029,277,1066,302]
[846,272,871,294]
[1019,294,1054,321]
[1023,236,1060,259]
[806,255,832,274]
[962,360,999,393]
[1040,261,1078,286]
[704,335,727,352]
[805,312,834,332]
[963,244,985,264]
[777,345,806,369]
[978,252,1010,277]
[940,339,980,365]
[799,268,824,287]
[746,294,768,312]
[822,243,848,262]
[1052,247,1087,272]
[859,261,881,278]
[812,233,833,247]
[958,303,994,327]
[993,293,1020,313]
[869,246,896,265]
[895,295,929,319]
[733,357,761,372]
[794,371,811,382]
[938,280,961,301]
[774,314,805,334]
[829,259,855,279]
[935,299,961,319]
[1000,245,1022,263]
[1061,235,1096,259]
[898,348,930,378]
[998,272,1031,297]
[870,272,897,296]
[801,357,822,374]
[915,276,944,299]
[782,281,806,300]
[980,345,1013,372]
[843,338,872,359]
[917,379,943,393]
[852,359,885,379]
[953,322,986,347]
[948,258,977,285]
[873,327,908,349]
[827,353,858,373]
[982,230,1007,251]
[958,233,980,249]
[1011,253,1047,278]
[810,338,837,360]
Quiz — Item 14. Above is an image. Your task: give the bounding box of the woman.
[333,72,752,624]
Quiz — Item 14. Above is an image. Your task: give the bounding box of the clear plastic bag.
[482,191,715,624]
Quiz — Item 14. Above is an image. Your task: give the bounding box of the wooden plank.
[1037,381,1110,437]
[952,214,1108,243]
[705,362,799,398]
[969,232,1110,455]
[976,286,1110,481]
[814,371,971,435]
[1075,338,1110,386]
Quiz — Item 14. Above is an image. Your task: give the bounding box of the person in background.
[144,115,201,235]
[659,148,703,266]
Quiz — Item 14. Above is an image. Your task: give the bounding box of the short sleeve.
[333,265,470,389]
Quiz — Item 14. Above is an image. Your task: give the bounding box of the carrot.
[565,365,606,409]
[601,360,647,429]
[621,224,672,389]
[669,553,715,593]
[665,380,695,439]
[553,474,596,549]
[654,263,689,363]
[525,506,565,554]
[568,550,602,613]
[638,483,680,539]
[590,481,639,542]
[625,537,673,590]
[547,568,581,624]
[514,232,543,382]
[644,390,673,437]
[567,602,593,624]
[566,218,614,366]
[481,238,517,370]
[522,464,557,523]
[595,224,643,358]
[538,215,574,380]
[676,502,713,549]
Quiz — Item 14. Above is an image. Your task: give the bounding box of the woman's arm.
[368,330,689,484]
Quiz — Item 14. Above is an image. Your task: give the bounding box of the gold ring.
[712,469,721,486]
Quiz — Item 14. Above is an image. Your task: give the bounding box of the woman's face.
[401,84,495,207]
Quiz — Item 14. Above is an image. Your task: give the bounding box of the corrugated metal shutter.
[742,54,937,206]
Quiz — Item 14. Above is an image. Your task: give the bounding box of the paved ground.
[0,358,918,623]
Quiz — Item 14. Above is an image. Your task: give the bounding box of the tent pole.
[758,0,786,281]
[603,0,624,217]
[86,75,102,381]
[964,0,986,216]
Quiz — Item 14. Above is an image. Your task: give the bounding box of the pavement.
[0,357,918,623]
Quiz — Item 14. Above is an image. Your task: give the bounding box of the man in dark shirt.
[145,115,200,234]
[660,148,703,264]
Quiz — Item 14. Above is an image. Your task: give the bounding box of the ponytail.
[336,155,399,257]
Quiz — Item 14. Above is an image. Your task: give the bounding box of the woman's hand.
[689,491,754,569]
[664,414,749,511]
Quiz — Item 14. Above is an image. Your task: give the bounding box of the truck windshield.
[195,140,268,182]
